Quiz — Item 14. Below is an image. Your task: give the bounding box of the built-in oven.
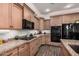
[51,26,61,42]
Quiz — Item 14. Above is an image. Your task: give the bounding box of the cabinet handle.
[10,25,13,28]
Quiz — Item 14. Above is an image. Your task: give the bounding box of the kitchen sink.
[69,45,79,54]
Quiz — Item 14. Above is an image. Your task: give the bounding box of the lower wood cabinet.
[45,34,51,44]
[1,34,51,56]
[41,34,51,45]
[2,43,29,56]
[60,44,71,56]
[18,43,29,56]
[29,37,41,56]
[2,48,18,56]
[41,35,46,44]
[31,34,51,55]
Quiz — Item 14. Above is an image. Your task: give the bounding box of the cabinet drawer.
[19,48,27,56]
[3,48,18,56]
[19,44,25,49]
[19,44,29,56]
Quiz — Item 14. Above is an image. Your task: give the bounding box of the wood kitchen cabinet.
[41,35,46,44]
[50,13,79,26]
[63,14,75,24]
[44,20,50,30]
[74,13,79,20]
[45,34,51,45]
[24,5,31,20]
[41,34,51,45]
[29,38,41,56]
[39,18,44,30]
[2,48,18,56]
[23,4,35,21]
[0,3,11,29]
[50,16,62,26]
[34,16,40,30]
[19,43,29,56]
[0,3,23,29]
[60,44,71,56]
[11,4,23,29]
[63,13,79,23]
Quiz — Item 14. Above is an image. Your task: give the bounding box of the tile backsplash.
[0,30,50,40]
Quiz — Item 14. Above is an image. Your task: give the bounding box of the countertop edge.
[60,39,79,56]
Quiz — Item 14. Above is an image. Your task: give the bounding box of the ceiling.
[33,3,79,15]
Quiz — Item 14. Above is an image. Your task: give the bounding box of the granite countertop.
[0,40,27,55]
[0,34,46,55]
[60,39,79,56]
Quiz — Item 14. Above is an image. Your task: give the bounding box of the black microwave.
[22,19,34,29]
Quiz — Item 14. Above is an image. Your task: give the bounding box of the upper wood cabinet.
[50,13,79,26]
[24,5,31,20]
[63,13,79,23]
[23,4,34,21]
[50,16,62,26]
[0,3,23,29]
[44,20,50,30]
[34,17,40,30]
[39,18,44,30]
[11,4,23,29]
[63,14,75,23]
[0,3,11,29]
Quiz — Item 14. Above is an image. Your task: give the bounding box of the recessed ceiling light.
[64,4,74,9]
[45,8,50,12]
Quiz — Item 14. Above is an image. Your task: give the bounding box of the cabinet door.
[24,5,31,20]
[29,40,36,56]
[50,16,62,26]
[63,14,75,23]
[41,36,46,44]
[12,4,22,29]
[29,38,41,56]
[45,34,51,44]
[44,20,50,30]
[74,13,79,22]
[34,17,40,30]
[19,44,29,56]
[39,19,44,30]
[38,37,41,47]
[0,3,11,29]
[2,48,18,56]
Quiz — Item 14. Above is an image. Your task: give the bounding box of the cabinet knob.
[10,25,13,28]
